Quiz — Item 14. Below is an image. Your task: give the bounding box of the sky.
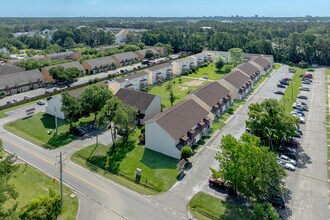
[0,0,329,17]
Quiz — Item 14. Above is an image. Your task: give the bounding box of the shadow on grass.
[40,114,66,129]
[88,139,136,174]
[140,148,178,169]
[43,132,75,149]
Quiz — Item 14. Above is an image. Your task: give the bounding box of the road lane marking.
[0,135,129,219]
[205,146,221,152]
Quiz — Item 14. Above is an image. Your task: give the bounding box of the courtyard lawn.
[5,164,78,220]
[279,67,305,114]
[4,112,93,149]
[189,192,253,220]
[187,63,233,80]
[148,77,207,109]
[71,130,179,194]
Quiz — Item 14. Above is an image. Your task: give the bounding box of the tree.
[80,84,113,124]
[145,50,155,59]
[213,55,226,71]
[229,48,243,65]
[49,66,80,83]
[0,138,19,219]
[113,104,137,142]
[19,188,61,220]
[245,99,299,148]
[61,92,81,129]
[96,97,122,148]
[165,81,177,106]
[251,203,280,220]
[181,146,192,160]
[211,133,287,201]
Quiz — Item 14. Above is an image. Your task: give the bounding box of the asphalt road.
[284,68,328,220]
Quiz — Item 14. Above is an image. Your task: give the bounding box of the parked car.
[267,196,286,209]
[277,84,286,88]
[277,160,295,171]
[274,90,284,95]
[281,151,298,160]
[291,110,305,117]
[293,130,302,138]
[279,145,298,154]
[37,100,46,105]
[277,154,297,166]
[208,177,226,189]
[302,80,311,85]
[302,78,312,83]
[24,95,31,100]
[297,95,308,100]
[6,101,11,105]
[70,126,86,136]
[279,80,290,85]
[12,99,19,103]
[299,87,310,91]
[282,77,291,81]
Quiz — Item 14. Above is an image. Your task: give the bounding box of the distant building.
[145,62,173,84]
[44,51,81,61]
[134,48,160,61]
[108,71,149,93]
[111,51,139,67]
[115,29,129,45]
[172,57,196,75]
[41,61,85,82]
[82,56,117,74]
[0,68,45,95]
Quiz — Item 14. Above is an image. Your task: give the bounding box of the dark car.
[274,90,284,95]
[282,138,300,148]
[280,80,290,85]
[279,145,298,153]
[277,84,286,88]
[297,95,308,100]
[268,196,285,209]
[70,126,86,136]
[299,87,310,91]
[208,177,226,189]
[293,131,302,138]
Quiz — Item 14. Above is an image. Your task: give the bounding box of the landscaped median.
[278,67,305,113]
[188,192,253,220]
[4,112,93,149]
[71,130,179,195]
[6,163,78,220]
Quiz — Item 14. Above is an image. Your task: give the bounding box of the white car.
[277,160,295,171]
[277,155,297,166]
[290,111,303,117]
[299,117,305,124]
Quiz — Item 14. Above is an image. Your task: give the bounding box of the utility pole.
[56,151,66,207]
[54,107,58,135]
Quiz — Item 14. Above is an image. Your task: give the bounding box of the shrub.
[93,78,99,83]
[181,146,193,160]
[227,107,234,115]
[251,203,280,220]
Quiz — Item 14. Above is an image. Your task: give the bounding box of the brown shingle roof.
[0,69,44,90]
[147,62,172,72]
[147,99,209,140]
[44,61,84,71]
[190,82,230,108]
[253,56,271,68]
[116,71,148,83]
[135,48,159,57]
[115,88,158,111]
[222,70,250,89]
[111,51,138,61]
[46,51,74,59]
[237,62,259,77]
[83,56,116,68]
[0,65,25,76]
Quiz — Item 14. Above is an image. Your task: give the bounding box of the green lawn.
[4,112,93,149]
[279,67,305,113]
[187,63,232,80]
[71,130,179,195]
[148,77,207,109]
[5,164,78,220]
[189,192,253,220]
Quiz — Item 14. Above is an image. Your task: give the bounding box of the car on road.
[277,160,295,171]
[299,87,310,91]
[37,100,46,105]
[277,84,286,88]
[274,90,284,95]
[297,95,308,100]
[277,154,297,166]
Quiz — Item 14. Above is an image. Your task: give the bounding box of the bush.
[181,146,193,159]
[19,188,62,220]
[227,107,234,115]
[93,78,99,83]
[88,79,94,85]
